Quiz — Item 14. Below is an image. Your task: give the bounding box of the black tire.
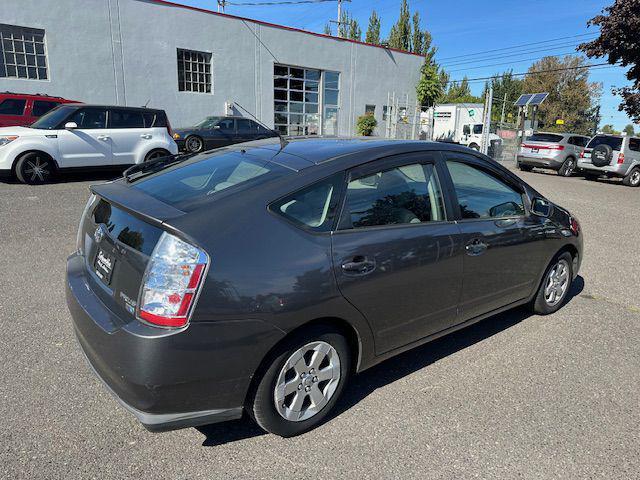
[518,163,533,172]
[144,149,170,162]
[469,143,480,152]
[622,166,640,187]
[185,135,204,153]
[530,251,574,315]
[558,157,576,177]
[15,152,55,185]
[249,324,351,437]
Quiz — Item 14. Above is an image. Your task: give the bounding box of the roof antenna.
[233,101,289,150]
[142,99,151,108]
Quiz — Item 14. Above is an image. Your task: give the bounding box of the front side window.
[342,163,446,229]
[67,108,107,130]
[446,161,524,219]
[472,124,483,135]
[0,24,48,80]
[0,98,26,115]
[272,174,343,232]
[32,100,60,117]
[110,109,144,128]
[237,119,255,131]
[30,105,76,129]
[177,48,212,93]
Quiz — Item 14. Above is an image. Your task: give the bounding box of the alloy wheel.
[544,259,570,306]
[274,341,341,422]
[563,159,575,176]
[186,137,203,153]
[23,156,50,182]
[631,170,640,186]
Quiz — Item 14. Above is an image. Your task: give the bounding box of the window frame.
[0,24,49,81]
[334,151,456,233]
[440,151,528,222]
[0,98,27,116]
[176,47,212,94]
[62,106,109,130]
[107,108,146,129]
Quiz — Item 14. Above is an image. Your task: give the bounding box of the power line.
[437,32,598,62]
[447,62,619,85]
[448,51,582,73]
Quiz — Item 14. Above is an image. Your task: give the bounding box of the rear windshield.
[587,135,623,151]
[526,133,564,143]
[133,150,288,211]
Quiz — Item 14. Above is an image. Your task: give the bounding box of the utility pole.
[481,86,493,155]
[500,92,507,128]
[328,0,350,37]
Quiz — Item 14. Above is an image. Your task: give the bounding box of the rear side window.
[629,138,640,152]
[0,98,26,115]
[110,109,144,128]
[133,151,287,211]
[271,174,343,232]
[237,119,255,131]
[142,111,167,128]
[341,163,446,229]
[446,161,524,219]
[587,135,623,151]
[32,100,60,117]
[527,133,564,143]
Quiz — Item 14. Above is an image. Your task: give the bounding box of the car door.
[0,98,27,127]
[108,108,148,165]
[205,118,236,149]
[236,118,257,143]
[442,152,546,321]
[57,107,112,168]
[331,152,464,354]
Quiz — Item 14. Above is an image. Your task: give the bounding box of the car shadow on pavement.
[197,276,584,446]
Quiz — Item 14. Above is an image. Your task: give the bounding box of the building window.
[274,65,321,136]
[177,48,212,93]
[365,105,376,115]
[383,106,390,121]
[322,71,340,136]
[0,24,48,80]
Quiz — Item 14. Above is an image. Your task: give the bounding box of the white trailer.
[420,103,502,152]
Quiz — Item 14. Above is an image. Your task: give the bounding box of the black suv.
[172,116,278,153]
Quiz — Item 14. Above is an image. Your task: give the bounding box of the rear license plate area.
[94,248,116,286]
[531,148,539,153]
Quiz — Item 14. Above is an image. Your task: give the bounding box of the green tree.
[522,55,602,136]
[601,124,619,134]
[442,77,483,103]
[416,60,444,107]
[323,23,332,35]
[483,71,524,123]
[365,10,381,44]
[412,13,423,55]
[623,124,636,136]
[388,0,411,51]
[579,0,640,123]
[338,11,361,41]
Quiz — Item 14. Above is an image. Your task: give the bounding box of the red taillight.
[580,149,585,158]
[138,232,208,328]
[570,217,580,235]
[521,143,564,150]
[617,152,625,164]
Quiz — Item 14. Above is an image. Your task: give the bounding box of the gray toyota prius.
[66,138,582,437]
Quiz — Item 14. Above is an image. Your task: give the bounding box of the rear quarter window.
[587,135,623,151]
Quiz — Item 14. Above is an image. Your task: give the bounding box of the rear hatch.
[77,183,186,323]
[581,135,623,164]
[520,133,565,156]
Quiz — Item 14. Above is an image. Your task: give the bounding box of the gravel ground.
[0,166,638,479]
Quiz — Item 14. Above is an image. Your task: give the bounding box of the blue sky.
[176,0,635,130]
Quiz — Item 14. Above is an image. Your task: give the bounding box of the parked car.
[66,138,582,437]
[0,104,178,184]
[172,116,278,153]
[0,92,80,127]
[517,132,590,177]
[576,134,640,187]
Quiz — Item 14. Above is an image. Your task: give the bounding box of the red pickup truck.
[0,92,80,127]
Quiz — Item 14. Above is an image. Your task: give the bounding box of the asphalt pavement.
[0,166,638,479]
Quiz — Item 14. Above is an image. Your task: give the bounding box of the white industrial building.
[1,0,425,135]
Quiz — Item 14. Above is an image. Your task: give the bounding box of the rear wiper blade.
[123,153,193,182]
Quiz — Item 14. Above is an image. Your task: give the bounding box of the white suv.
[0,104,178,184]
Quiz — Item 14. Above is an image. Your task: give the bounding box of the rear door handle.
[140,134,152,139]
[341,256,376,275]
[97,135,110,141]
[465,238,488,256]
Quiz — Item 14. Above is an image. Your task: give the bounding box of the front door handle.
[341,256,376,275]
[140,134,152,139]
[97,135,110,141]
[465,238,488,256]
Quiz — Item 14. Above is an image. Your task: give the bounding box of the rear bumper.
[576,160,628,177]
[517,155,563,169]
[66,253,284,431]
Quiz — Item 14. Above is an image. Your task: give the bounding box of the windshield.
[30,105,76,129]
[194,116,224,129]
[473,124,483,135]
[587,135,623,151]
[527,133,564,143]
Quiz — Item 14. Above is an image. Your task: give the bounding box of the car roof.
[60,104,165,112]
[534,132,588,137]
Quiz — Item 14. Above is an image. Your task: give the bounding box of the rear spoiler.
[90,182,186,227]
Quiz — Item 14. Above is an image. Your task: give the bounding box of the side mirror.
[64,122,78,130]
[531,198,552,217]
[212,125,221,130]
